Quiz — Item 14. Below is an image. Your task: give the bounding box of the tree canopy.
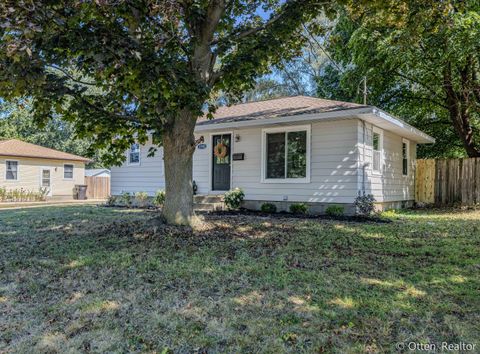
[0,0,331,224]
[316,0,480,157]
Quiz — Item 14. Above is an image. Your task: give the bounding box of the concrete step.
[194,202,225,211]
[194,195,223,204]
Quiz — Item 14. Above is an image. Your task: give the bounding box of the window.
[64,164,74,179]
[5,160,18,180]
[128,143,140,165]
[262,126,310,183]
[5,160,18,181]
[372,127,383,174]
[402,139,409,175]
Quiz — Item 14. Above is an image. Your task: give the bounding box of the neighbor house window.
[64,164,74,179]
[128,143,140,165]
[262,125,310,183]
[5,160,18,180]
[372,127,383,174]
[402,139,409,175]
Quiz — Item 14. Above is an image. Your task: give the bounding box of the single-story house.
[0,139,90,199]
[85,168,111,178]
[111,96,435,213]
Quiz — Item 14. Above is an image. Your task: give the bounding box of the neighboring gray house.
[111,96,434,213]
[85,168,111,178]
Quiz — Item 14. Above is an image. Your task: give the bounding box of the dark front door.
[212,134,231,191]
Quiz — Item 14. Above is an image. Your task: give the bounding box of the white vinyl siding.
[359,122,416,202]
[111,137,164,196]
[111,117,417,206]
[0,157,84,197]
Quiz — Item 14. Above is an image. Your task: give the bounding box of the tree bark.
[162,109,197,225]
[443,63,480,157]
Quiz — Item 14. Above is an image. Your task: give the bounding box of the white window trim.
[127,143,141,166]
[63,163,74,180]
[261,124,311,184]
[402,138,410,176]
[5,160,19,181]
[372,126,384,175]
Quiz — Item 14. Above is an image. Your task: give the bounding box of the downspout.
[361,120,368,195]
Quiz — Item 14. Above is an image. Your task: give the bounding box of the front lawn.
[0,206,478,353]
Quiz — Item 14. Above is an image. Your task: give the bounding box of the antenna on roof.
[357,76,368,105]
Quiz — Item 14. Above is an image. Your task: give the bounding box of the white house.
[111,96,434,213]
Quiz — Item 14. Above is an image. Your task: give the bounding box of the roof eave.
[0,153,91,163]
[194,107,373,132]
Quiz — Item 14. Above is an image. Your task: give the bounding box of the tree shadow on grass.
[0,207,479,352]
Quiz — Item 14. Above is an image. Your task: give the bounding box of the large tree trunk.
[443,63,480,157]
[162,109,198,225]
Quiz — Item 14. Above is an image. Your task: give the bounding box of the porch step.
[194,195,223,204]
[194,202,225,211]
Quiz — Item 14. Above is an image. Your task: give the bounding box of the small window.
[6,160,18,180]
[263,126,309,182]
[372,128,383,174]
[64,164,74,179]
[402,139,409,175]
[129,143,140,165]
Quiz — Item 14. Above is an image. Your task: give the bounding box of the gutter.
[194,107,374,132]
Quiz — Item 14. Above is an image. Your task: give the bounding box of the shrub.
[224,188,244,210]
[106,195,117,206]
[260,202,277,213]
[0,187,48,202]
[135,191,149,207]
[289,203,308,214]
[354,193,376,216]
[325,205,344,217]
[153,189,166,207]
[119,191,132,207]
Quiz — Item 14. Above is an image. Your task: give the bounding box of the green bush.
[224,188,245,210]
[260,203,277,213]
[106,195,117,206]
[119,191,132,207]
[153,190,166,207]
[354,193,376,216]
[325,205,344,217]
[289,203,308,214]
[135,191,149,207]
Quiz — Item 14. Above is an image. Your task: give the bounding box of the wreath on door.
[214,141,228,158]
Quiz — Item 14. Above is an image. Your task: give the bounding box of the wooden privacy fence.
[85,176,110,199]
[415,158,480,205]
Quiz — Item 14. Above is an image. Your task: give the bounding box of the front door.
[41,168,52,196]
[212,134,231,191]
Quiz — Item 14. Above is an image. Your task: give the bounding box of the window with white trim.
[64,164,74,179]
[402,138,409,175]
[6,160,18,180]
[262,126,310,182]
[372,127,383,174]
[128,143,140,165]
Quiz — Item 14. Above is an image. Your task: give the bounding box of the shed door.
[212,134,231,191]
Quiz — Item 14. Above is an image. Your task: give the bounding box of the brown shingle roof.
[0,139,91,162]
[199,95,366,125]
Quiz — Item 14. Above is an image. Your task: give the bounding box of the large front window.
[263,126,309,183]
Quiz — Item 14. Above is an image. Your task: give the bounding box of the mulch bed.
[199,208,392,223]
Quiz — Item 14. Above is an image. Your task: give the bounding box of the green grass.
[0,206,479,353]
